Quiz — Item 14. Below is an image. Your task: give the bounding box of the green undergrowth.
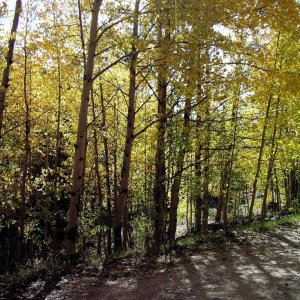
[0,257,73,289]
[242,213,300,233]
[176,213,300,251]
[176,232,205,252]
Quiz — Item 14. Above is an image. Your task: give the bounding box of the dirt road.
[45,222,300,300]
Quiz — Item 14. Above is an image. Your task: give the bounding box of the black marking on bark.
[66,226,78,243]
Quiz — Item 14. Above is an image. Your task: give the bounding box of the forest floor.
[4,221,300,300]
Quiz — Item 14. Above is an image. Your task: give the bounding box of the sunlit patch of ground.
[44,222,300,300]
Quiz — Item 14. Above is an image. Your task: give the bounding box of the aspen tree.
[249,33,281,220]
[65,0,103,256]
[0,0,22,139]
[152,14,170,253]
[113,0,141,251]
[168,97,191,244]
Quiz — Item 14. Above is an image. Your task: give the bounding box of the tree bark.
[223,100,239,227]
[216,159,228,223]
[0,0,22,138]
[19,40,30,262]
[284,172,291,213]
[100,84,112,255]
[65,0,103,256]
[113,0,140,252]
[194,88,203,231]
[152,17,170,254]
[202,100,210,232]
[201,47,211,232]
[53,49,63,255]
[168,97,191,244]
[248,94,272,220]
[194,143,202,231]
[249,32,281,220]
[290,166,299,202]
[91,89,104,254]
[261,96,280,219]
